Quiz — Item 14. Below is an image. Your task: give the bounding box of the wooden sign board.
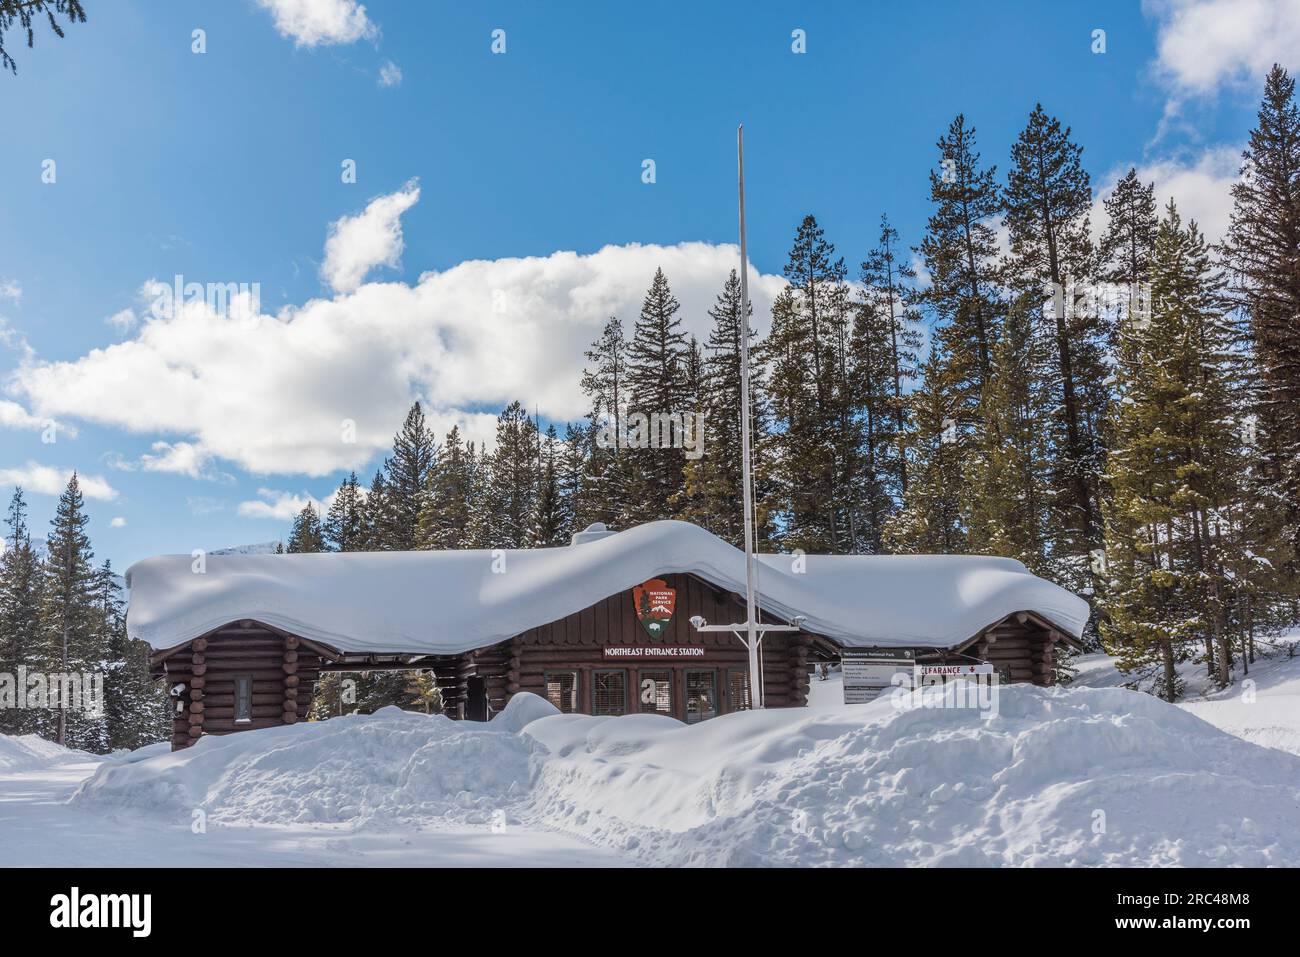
[603,646,706,660]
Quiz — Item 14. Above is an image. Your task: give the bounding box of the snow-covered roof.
[125,520,1090,655]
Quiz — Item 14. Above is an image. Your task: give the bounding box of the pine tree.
[416,426,479,549]
[966,297,1052,575]
[360,469,393,550]
[0,0,86,74]
[1100,203,1248,698]
[42,473,105,749]
[382,402,436,550]
[622,268,691,525]
[1223,65,1300,570]
[473,401,539,548]
[531,424,570,546]
[759,216,853,552]
[883,346,968,554]
[0,487,50,736]
[859,213,925,501]
[1099,167,1158,316]
[286,503,326,553]
[681,270,770,545]
[578,317,629,526]
[918,114,1004,395]
[100,561,166,750]
[323,472,365,552]
[1003,104,1109,580]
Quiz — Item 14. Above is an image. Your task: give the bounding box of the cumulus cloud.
[104,308,137,334]
[8,184,786,479]
[238,488,325,521]
[0,462,118,501]
[1146,0,1300,96]
[110,516,126,528]
[255,0,377,47]
[1094,145,1241,245]
[378,60,402,87]
[0,279,21,302]
[321,181,420,294]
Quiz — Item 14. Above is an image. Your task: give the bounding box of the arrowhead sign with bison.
[633,579,676,638]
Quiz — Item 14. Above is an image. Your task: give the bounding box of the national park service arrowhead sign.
[633,579,676,638]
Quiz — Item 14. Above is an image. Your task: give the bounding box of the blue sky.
[0,0,1294,569]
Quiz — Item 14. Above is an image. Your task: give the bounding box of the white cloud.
[378,60,402,87]
[238,488,324,521]
[321,181,420,294]
[139,441,226,480]
[0,279,21,302]
[0,400,45,431]
[1094,145,1241,245]
[11,185,786,478]
[0,461,118,501]
[255,0,377,47]
[110,516,126,528]
[1146,0,1300,96]
[105,308,137,334]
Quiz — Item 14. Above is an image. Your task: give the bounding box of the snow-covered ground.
[4,654,1300,868]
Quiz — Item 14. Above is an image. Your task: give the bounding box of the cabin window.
[234,675,252,723]
[637,670,673,715]
[592,669,628,716]
[685,670,717,724]
[727,669,751,712]
[544,671,578,713]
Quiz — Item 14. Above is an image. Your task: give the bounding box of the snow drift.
[71,686,1300,866]
[0,733,89,773]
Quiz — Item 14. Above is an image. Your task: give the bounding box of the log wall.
[158,622,320,750]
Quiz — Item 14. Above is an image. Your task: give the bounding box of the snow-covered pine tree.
[882,345,968,555]
[531,424,571,546]
[1223,65,1300,577]
[966,296,1052,577]
[918,114,1004,397]
[577,317,629,527]
[860,214,924,499]
[381,402,436,550]
[323,472,365,552]
[0,487,51,736]
[42,473,106,749]
[1003,104,1110,586]
[100,560,166,750]
[681,270,771,546]
[622,268,691,526]
[1100,204,1246,698]
[416,426,479,549]
[1099,167,1158,326]
[758,216,851,552]
[472,401,539,548]
[286,503,326,553]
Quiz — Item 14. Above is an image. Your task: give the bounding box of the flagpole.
[736,125,762,708]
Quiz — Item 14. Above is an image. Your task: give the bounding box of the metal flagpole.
[736,125,762,708]
[689,126,800,710]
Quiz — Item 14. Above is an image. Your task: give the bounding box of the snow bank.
[126,520,1089,654]
[0,733,89,773]
[69,686,1300,866]
[72,701,550,828]
[526,683,1300,866]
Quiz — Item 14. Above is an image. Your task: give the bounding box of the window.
[234,675,252,723]
[544,671,578,714]
[727,669,751,712]
[592,669,628,716]
[685,670,717,724]
[638,670,673,715]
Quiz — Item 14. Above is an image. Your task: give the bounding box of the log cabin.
[126,520,1090,750]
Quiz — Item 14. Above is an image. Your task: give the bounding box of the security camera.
[689,615,706,629]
